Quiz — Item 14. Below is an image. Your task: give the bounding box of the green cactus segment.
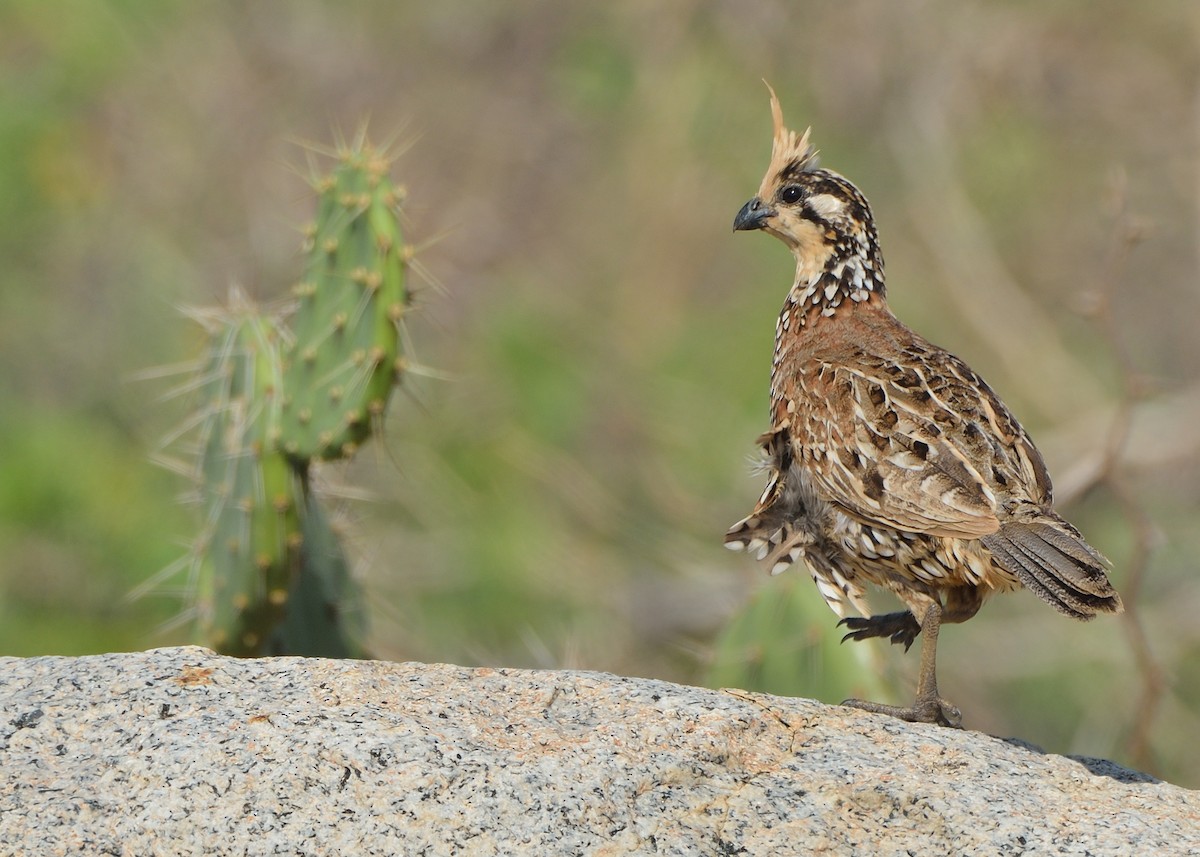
[267,493,368,659]
[194,308,304,656]
[281,145,409,463]
[707,573,890,704]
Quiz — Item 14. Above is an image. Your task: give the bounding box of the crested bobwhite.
[725,87,1122,727]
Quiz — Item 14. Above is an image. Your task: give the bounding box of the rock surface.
[0,647,1195,855]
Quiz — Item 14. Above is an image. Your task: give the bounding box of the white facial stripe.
[806,193,845,220]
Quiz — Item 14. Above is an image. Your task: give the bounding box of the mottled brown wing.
[785,346,1050,540]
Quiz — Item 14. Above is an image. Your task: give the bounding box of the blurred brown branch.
[1072,168,1164,773]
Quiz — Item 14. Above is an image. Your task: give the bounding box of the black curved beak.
[733,197,773,232]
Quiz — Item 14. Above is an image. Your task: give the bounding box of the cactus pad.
[192,303,304,656]
[281,143,410,463]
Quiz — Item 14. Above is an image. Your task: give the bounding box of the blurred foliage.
[1,0,1199,787]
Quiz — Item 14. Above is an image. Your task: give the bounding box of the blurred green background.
[2,0,1199,785]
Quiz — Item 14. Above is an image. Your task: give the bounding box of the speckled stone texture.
[0,648,1194,856]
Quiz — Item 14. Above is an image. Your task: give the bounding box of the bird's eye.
[779,185,804,205]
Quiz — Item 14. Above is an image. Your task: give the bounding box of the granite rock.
[0,647,1194,855]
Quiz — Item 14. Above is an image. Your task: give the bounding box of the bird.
[724,86,1123,727]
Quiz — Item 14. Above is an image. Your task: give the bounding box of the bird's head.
[734,85,885,304]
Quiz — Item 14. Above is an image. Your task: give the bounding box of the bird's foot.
[838,611,921,651]
[841,694,962,729]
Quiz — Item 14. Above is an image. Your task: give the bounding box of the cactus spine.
[170,137,411,658]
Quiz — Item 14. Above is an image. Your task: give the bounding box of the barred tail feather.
[724,514,802,569]
[982,521,1122,619]
[723,514,771,557]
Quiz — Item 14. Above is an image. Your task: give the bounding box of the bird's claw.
[838,611,921,652]
[841,695,962,729]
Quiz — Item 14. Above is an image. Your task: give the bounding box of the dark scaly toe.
[841,695,962,729]
[838,611,921,651]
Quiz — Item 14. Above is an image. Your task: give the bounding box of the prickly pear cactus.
[192,302,304,656]
[280,143,410,463]
[158,135,415,658]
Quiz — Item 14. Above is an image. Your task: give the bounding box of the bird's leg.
[841,600,962,728]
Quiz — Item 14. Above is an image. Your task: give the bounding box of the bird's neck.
[782,238,887,331]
